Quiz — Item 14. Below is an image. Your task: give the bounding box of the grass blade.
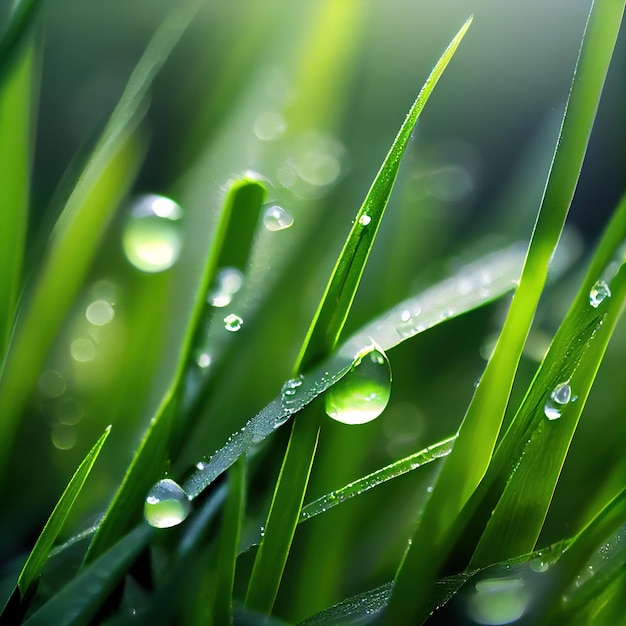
[0,0,42,84]
[0,39,34,365]
[244,17,473,615]
[388,2,625,621]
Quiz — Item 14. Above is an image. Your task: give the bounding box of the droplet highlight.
[589,280,611,308]
[325,345,392,425]
[359,214,371,226]
[208,267,244,307]
[224,313,243,332]
[281,376,304,410]
[122,195,183,273]
[263,205,294,231]
[544,382,572,421]
[144,478,191,528]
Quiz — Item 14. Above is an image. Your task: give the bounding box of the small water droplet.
[263,205,294,231]
[325,345,392,425]
[529,558,549,573]
[144,478,191,529]
[85,299,115,326]
[208,267,244,307]
[400,310,411,323]
[359,214,371,226]
[544,382,572,420]
[589,280,611,308]
[196,351,211,368]
[122,195,183,273]
[224,313,243,332]
[260,525,265,537]
[281,375,304,410]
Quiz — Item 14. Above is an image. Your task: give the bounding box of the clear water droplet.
[529,558,549,573]
[122,195,183,273]
[589,280,611,308]
[208,267,244,307]
[144,478,191,528]
[359,214,371,226]
[325,345,392,425]
[544,382,572,420]
[468,577,532,625]
[196,351,211,368]
[263,205,294,231]
[281,375,304,410]
[85,299,115,326]
[224,313,243,332]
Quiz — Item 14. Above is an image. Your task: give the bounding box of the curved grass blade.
[86,174,265,562]
[244,17,473,615]
[0,0,42,85]
[0,39,34,366]
[299,436,455,522]
[23,525,150,626]
[388,2,626,621]
[0,7,200,476]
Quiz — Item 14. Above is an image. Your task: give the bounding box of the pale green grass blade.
[244,18,472,615]
[299,436,455,522]
[211,457,246,625]
[0,40,33,365]
[85,175,263,562]
[23,525,150,626]
[0,7,199,474]
[388,2,625,621]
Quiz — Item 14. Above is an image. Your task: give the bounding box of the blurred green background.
[1,2,624,615]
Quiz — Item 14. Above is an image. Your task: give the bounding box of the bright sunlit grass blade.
[388,2,625,621]
[23,525,151,626]
[0,7,200,475]
[299,436,455,522]
[0,40,33,365]
[244,17,472,615]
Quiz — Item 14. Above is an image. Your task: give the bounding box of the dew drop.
[529,558,549,573]
[325,345,392,425]
[468,577,532,625]
[195,351,211,369]
[85,299,115,326]
[122,195,183,273]
[208,267,244,307]
[544,382,572,420]
[359,214,371,226]
[589,280,611,308]
[263,205,294,231]
[224,313,243,332]
[281,375,304,410]
[144,478,191,528]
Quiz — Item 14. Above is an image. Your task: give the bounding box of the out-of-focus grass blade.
[299,436,455,522]
[0,40,33,365]
[0,0,42,84]
[0,7,200,475]
[86,174,264,562]
[244,18,472,615]
[23,525,150,626]
[183,242,522,498]
[388,2,625,621]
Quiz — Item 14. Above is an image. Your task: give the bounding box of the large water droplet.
[122,195,183,273]
[263,205,294,231]
[468,577,532,625]
[544,382,572,421]
[589,280,611,308]
[224,313,243,332]
[144,478,191,528]
[208,267,244,307]
[325,346,392,425]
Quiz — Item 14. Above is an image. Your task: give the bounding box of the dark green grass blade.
[244,18,473,615]
[388,2,625,621]
[23,525,150,626]
[0,0,42,84]
[0,40,33,365]
[0,7,199,475]
[85,174,264,562]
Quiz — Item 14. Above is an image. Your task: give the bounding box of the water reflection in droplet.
[144,478,191,529]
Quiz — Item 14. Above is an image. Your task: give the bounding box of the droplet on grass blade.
[544,382,572,421]
[207,267,244,308]
[468,576,532,625]
[224,313,243,332]
[589,280,611,308]
[122,194,183,273]
[325,345,391,425]
[144,478,191,528]
[263,205,294,231]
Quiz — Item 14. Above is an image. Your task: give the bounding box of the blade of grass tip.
[469,193,626,568]
[211,457,246,625]
[0,6,200,479]
[244,17,473,616]
[13,427,111,601]
[387,2,625,621]
[0,39,34,366]
[86,173,262,563]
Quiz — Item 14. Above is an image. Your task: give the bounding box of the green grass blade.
[86,174,264,562]
[211,457,246,625]
[23,525,150,626]
[15,426,111,599]
[0,7,200,475]
[0,40,33,365]
[244,17,472,615]
[387,2,625,621]
[299,436,455,523]
[0,0,42,83]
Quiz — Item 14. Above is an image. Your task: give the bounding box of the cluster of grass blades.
[0,1,624,624]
